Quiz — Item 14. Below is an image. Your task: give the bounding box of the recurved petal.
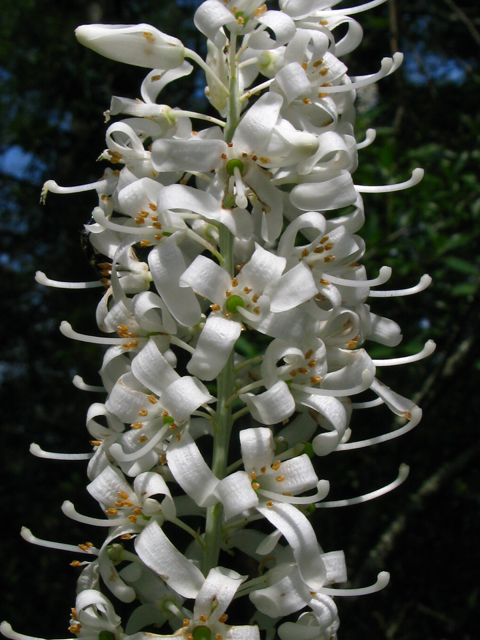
[240,380,296,425]
[187,314,242,381]
[135,519,205,598]
[215,471,259,520]
[75,23,185,69]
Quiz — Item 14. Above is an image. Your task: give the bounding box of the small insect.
[80,219,111,286]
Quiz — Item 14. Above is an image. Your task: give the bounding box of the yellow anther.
[183,619,191,628]
[350,262,359,267]
[115,500,124,507]
[211,304,221,312]
[155,234,163,240]
[69,624,81,634]
[320,19,328,24]
[138,435,148,443]
[131,422,143,429]
[276,475,285,482]
[302,62,308,70]
[253,307,260,314]
[135,217,145,225]
[147,395,158,404]
[324,242,334,251]
[70,560,81,567]
[266,500,274,507]
[271,461,281,471]
[153,222,162,229]
[260,466,267,473]
[139,409,148,417]
[250,471,257,480]
[224,311,232,318]
[252,294,259,303]
[142,31,156,42]
[89,440,101,447]
[298,367,309,375]
[225,290,231,297]
[138,210,149,218]
[308,359,317,367]
[219,614,228,623]
[231,278,238,287]
[252,482,260,490]
[314,246,325,254]
[302,98,311,105]
[106,508,118,516]
[139,240,151,247]
[199,615,207,623]
[175,434,182,441]
[71,608,77,619]
[149,203,158,211]
[133,507,142,515]
[128,515,138,523]
[346,340,358,349]
[302,249,309,258]
[324,255,335,263]
[320,279,330,285]
[319,67,329,76]
[305,349,313,359]
[151,74,161,81]
[310,376,323,385]
[121,533,132,540]
[244,287,252,294]
[313,59,323,67]
[318,92,328,98]
[123,500,134,507]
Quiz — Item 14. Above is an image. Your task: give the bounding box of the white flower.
[75,24,185,69]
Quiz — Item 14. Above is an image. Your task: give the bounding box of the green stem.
[224,32,240,144]
[201,225,236,575]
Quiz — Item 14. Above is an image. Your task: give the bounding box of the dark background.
[1,1,479,638]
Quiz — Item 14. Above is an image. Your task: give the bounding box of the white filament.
[372,340,435,366]
[356,168,424,193]
[20,526,98,555]
[321,571,390,596]
[73,375,105,392]
[30,443,93,461]
[337,406,422,450]
[35,271,104,289]
[369,274,432,297]
[61,500,130,527]
[317,464,409,508]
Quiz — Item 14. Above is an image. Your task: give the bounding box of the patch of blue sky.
[0,145,47,183]
[403,49,468,85]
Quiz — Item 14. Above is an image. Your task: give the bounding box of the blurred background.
[1,1,479,638]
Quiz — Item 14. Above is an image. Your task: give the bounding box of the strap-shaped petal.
[238,244,286,293]
[290,171,357,211]
[194,0,235,48]
[161,376,213,424]
[256,502,326,591]
[141,62,193,103]
[240,380,296,425]
[187,314,242,381]
[194,566,246,621]
[233,93,283,154]
[131,338,179,397]
[106,373,152,423]
[273,62,311,106]
[260,455,318,495]
[134,471,176,520]
[148,235,202,327]
[167,432,219,507]
[267,262,317,312]
[180,255,231,303]
[75,23,185,69]
[87,464,132,507]
[240,427,274,474]
[215,471,259,520]
[135,519,205,598]
[250,563,312,617]
[152,138,227,172]
[248,11,296,50]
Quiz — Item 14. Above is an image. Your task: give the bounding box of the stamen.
[337,406,422,450]
[317,465,409,508]
[290,368,374,397]
[72,376,104,392]
[258,480,330,505]
[322,571,390,596]
[233,166,248,209]
[109,423,169,462]
[372,340,435,366]
[356,168,424,193]
[29,443,93,461]
[0,622,51,640]
[60,321,146,346]
[61,501,129,527]
[323,266,392,288]
[357,128,377,150]
[20,527,98,555]
[369,274,432,297]
[35,271,104,289]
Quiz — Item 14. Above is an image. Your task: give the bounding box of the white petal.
[256,502,326,591]
[152,138,227,172]
[75,23,185,69]
[240,380,296,425]
[187,314,242,381]
[290,171,357,211]
[131,338,179,397]
[233,93,283,154]
[87,464,132,507]
[250,563,312,617]
[180,255,231,303]
[135,519,205,598]
[194,566,246,621]
[162,376,214,424]
[240,427,274,474]
[267,262,317,312]
[194,0,234,48]
[215,471,259,520]
[167,432,219,507]
[248,11,296,50]
[148,236,202,327]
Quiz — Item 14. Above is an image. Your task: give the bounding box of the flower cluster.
[2,1,434,639]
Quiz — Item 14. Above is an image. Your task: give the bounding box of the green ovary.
[226,295,245,313]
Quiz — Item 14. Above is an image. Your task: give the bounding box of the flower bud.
[75,23,185,69]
